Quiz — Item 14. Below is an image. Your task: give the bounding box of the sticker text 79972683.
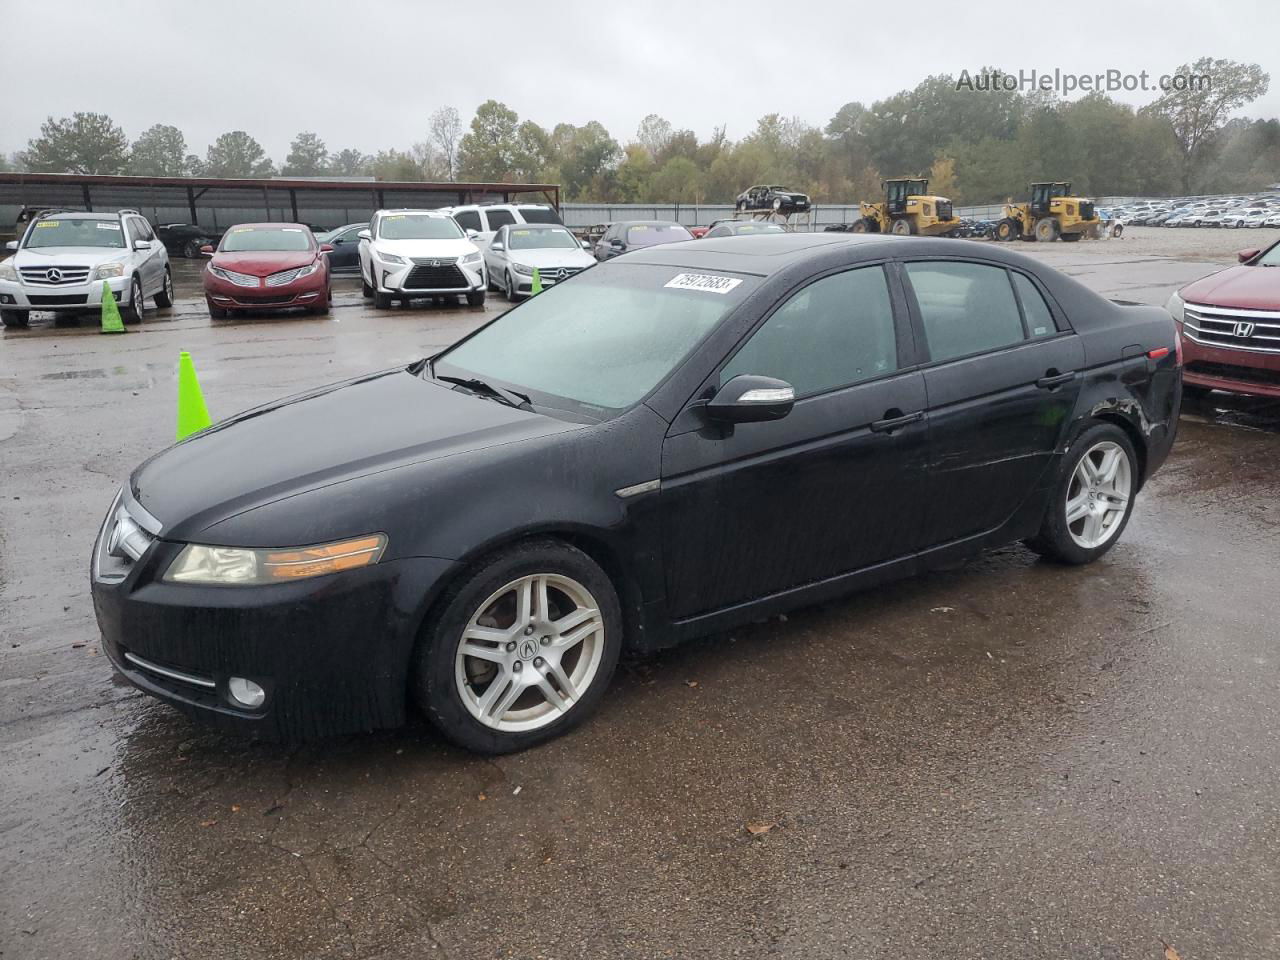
[663,273,743,295]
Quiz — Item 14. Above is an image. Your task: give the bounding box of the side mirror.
[581,240,591,250]
[133,239,153,251]
[705,375,795,424]
[491,242,505,252]
[1237,248,1260,263]
[319,243,334,253]
[357,229,371,241]
[466,229,479,239]
[609,238,624,249]
[4,240,16,251]
[200,245,215,257]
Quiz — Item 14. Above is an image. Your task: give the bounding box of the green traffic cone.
[176,351,212,441]
[531,268,543,295]
[100,281,125,334]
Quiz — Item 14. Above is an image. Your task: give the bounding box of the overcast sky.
[4,0,1278,160]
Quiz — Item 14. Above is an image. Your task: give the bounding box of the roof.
[226,222,309,229]
[34,211,119,219]
[0,171,559,194]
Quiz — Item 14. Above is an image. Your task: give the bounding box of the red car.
[202,223,332,319]
[1169,241,1280,399]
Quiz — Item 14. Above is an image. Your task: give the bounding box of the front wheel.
[995,219,1019,242]
[466,290,485,308]
[413,539,623,754]
[890,218,914,236]
[122,276,146,324]
[1027,423,1138,565]
[505,271,520,303]
[155,268,174,308]
[1,308,30,328]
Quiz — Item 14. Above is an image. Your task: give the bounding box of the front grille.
[28,294,88,305]
[1079,201,1096,220]
[540,266,584,282]
[403,264,467,290]
[936,201,955,221]
[265,267,304,286]
[409,256,458,266]
[213,267,261,288]
[19,266,91,285]
[1183,304,1280,354]
[1186,360,1280,387]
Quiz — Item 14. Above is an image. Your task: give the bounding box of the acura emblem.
[46,268,62,283]
[1234,321,1256,337]
[518,638,539,660]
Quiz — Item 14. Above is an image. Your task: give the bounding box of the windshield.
[507,227,580,250]
[731,223,785,235]
[435,262,757,416]
[626,223,692,248]
[1256,243,1280,266]
[221,227,313,252]
[378,214,463,240]
[26,218,124,249]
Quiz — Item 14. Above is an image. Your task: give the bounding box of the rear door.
[327,226,363,271]
[900,259,1084,547]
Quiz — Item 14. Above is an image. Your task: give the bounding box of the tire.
[486,270,498,292]
[849,219,869,233]
[1,308,30,328]
[122,276,146,325]
[361,266,373,298]
[183,239,203,259]
[374,289,393,309]
[466,290,485,308]
[1034,218,1060,242]
[1060,231,1082,243]
[890,218,914,236]
[772,197,783,212]
[995,219,1019,242]
[206,298,228,320]
[412,538,623,754]
[311,289,331,314]
[154,268,174,308]
[505,271,520,303]
[1112,223,1124,238]
[1026,422,1139,565]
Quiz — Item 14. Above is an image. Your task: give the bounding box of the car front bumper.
[204,270,328,311]
[373,257,484,296]
[0,275,130,311]
[90,503,458,740]
[1181,333,1280,399]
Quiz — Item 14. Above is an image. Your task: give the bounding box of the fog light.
[228,677,266,708]
[0,294,14,304]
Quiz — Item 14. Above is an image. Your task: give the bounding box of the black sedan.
[593,220,692,261]
[156,223,223,259]
[315,222,367,273]
[735,185,811,214]
[90,234,1179,752]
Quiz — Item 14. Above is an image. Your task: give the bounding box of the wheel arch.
[1062,409,1149,490]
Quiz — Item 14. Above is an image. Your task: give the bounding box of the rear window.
[519,207,562,225]
[484,209,517,230]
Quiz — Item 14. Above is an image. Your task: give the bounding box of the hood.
[14,247,127,267]
[508,248,596,269]
[371,237,479,259]
[132,368,576,541]
[211,250,317,275]
[1181,264,1280,310]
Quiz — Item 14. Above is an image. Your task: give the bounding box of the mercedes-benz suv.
[0,209,173,328]
[357,210,485,309]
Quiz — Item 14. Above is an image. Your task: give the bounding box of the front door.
[660,263,928,619]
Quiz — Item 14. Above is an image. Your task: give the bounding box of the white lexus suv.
[357,209,486,309]
[0,209,173,328]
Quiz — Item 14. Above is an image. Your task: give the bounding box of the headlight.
[295,262,320,278]
[1165,290,1184,324]
[92,262,125,280]
[0,260,17,281]
[209,265,232,281]
[512,262,534,275]
[462,251,482,264]
[164,534,387,585]
[375,250,405,265]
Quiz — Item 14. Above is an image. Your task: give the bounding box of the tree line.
[5,58,1275,203]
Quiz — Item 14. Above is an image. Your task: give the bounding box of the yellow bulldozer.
[994,182,1098,242]
[850,178,957,236]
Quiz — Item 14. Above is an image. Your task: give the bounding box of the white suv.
[440,203,563,246]
[0,209,173,328]
[357,209,486,309]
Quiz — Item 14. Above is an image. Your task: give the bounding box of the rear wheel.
[155,268,174,308]
[122,276,146,324]
[1027,423,1138,565]
[0,309,30,328]
[183,239,203,259]
[1060,231,1082,243]
[413,539,623,754]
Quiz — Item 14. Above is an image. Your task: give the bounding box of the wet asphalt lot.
[2,231,1278,960]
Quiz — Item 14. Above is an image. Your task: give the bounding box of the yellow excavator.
[850,178,957,236]
[994,182,1098,242]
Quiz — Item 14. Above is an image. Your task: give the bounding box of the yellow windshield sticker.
[385,215,405,221]
[232,227,253,233]
[512,229,531,236]
[36,221,59,228]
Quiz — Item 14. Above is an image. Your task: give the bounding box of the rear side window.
[453,210,482,232]
[722,265,898,397]
[904,261,1024,363]
[484,209,516,230]
[519,207,562,224]
[1011,272,1057,338]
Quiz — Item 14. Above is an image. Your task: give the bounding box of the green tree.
[282,132,329,177]
[327,148,368,177]
[636,114,673,159]
[457,100,521,181]
[23,112,129,174]
[367,150,421,181]
[558,121,620,199]
[647,156,701,204]
[204,131,275,177]
[1144,57,1270,192]
[129,124,189,176]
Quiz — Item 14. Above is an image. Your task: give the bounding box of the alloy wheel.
[454,573,605,732]
[1065,440,1131,549]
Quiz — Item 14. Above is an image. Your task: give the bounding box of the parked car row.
[1113,194,1280,228]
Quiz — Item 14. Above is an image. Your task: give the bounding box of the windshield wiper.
[433,373,532,410]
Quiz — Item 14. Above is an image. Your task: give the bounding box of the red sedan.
[202,223,332,318]
[1168,241,1280,399]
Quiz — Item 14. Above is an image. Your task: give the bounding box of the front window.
[26,218,125,249]
[220,226,313,252]
[507,227,580,250]
[379,214,464,241]
[518,207,562,225]
[625,223,692,248]
[434,262,758,416]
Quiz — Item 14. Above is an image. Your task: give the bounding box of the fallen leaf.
[199,819,218,828]
[1162,942,1182,960]
[684,680,699,688]
[745,821,775,836]
[478,792,487,801]
[512,786,522,796]
[230,804,241,813]
[931,606,955,613]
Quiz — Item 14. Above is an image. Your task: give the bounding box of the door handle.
[1036,370,1075,390]
[870,409,923,433]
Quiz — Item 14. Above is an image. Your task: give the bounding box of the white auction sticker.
[664,273,742,295]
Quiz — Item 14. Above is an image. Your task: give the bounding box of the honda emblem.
[1234,321,1256,337]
